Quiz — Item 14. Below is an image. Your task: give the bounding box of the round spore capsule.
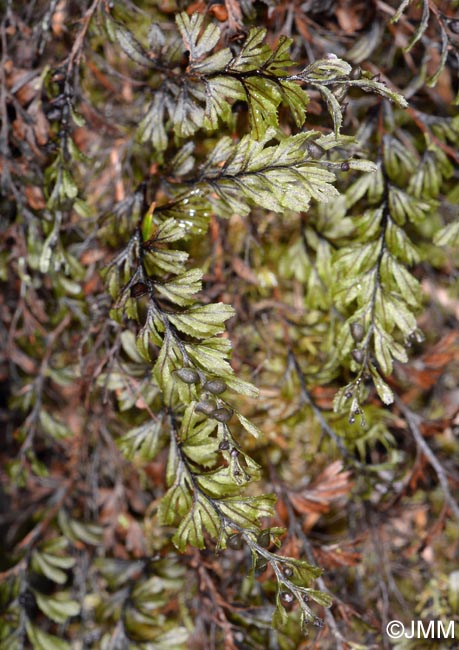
[203,379,227,394]
[211,407,233,423]
[254,558,268,575]
[227,533,243,550]
[351,348,364,364]
[282,565,294,578]
[195,399,216,415]
[280,590,294,605]
[257,529,271,548]
[350,321,365,342]
[175,367,200,384]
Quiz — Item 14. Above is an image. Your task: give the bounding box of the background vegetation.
[1,0,459,648]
